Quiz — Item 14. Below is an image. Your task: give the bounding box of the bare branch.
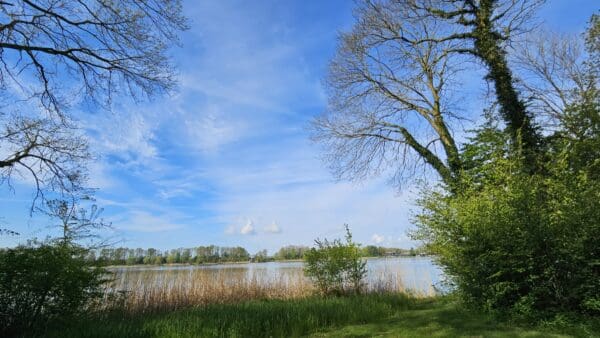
[0,0,188,118]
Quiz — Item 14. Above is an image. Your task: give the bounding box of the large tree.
[0,0,187,208]
[313,0,544,189]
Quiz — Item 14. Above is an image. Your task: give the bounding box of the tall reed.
[100,263,437,314]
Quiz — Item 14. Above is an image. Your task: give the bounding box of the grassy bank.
[46,293,599,338]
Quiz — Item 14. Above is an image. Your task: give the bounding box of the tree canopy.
[0,0,187,211]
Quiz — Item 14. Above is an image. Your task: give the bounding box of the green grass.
[44,294,599,338]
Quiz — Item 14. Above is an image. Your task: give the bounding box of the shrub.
[0,241,108,336]
[413,148,600,316]
[304,225,367,295]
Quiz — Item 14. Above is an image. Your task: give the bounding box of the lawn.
[45,294,599,338]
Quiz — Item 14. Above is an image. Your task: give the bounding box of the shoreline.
[102,255,432,269]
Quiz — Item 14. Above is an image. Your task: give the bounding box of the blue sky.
[1,0,597,254]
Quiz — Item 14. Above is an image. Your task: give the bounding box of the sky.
[1,0,597,254]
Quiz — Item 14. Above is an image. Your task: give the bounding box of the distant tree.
[362,245,381,257]
[254,249,269,263]
[181,248,192,264]
[274,245,310,260]
[153,254,164,265]
[166,249,181,264]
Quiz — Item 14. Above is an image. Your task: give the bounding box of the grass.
[45,293,599,338]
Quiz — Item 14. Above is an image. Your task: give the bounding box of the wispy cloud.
[372,233,385,244]
[1,0,436,252]
[264,221,282,234]
[240,220,256,235]
[86,110,158,164]
[117,211,185,233]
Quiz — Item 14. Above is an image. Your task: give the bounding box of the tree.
[0,0,188,117]
[0,241,107,336]
[1,117,90,210]
[45,198,111,247]
[513,15,599,177]
[181,248,192,264]
[254,249,269,263]
[304,225,367,295]
[0,0,188,210]
[400,0,543,163]
[274,245,309,260]
[312,0,544,190]
[312,0,463,188]
[412,16,600,315]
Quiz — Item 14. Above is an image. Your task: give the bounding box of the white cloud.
[181,105,243,154]
[264,221,282,234]
[372,233,385,244]
[85,109,158,167]
[240,220,256,235]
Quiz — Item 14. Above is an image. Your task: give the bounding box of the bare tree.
[0,0,187,210]
[313,0,464,188]
[0,217,18,235]
[313,0,545,188]
[1,115,89,209]
[0,0,188,117]
[45,198,112,247]
[514,20,599,129]
[513,15,599,176]
[401,0,544,154]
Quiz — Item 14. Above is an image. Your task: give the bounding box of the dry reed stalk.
[101,269,315,313]
[99,266,437,314]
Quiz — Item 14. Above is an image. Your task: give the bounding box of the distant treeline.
[85,244,425,266]
[361,245,426,257]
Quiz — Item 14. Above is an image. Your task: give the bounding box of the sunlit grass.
[49,294,599,338]
[42,263,599,337]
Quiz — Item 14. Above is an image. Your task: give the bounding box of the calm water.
[111,256,445,295]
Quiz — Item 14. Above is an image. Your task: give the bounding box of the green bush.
[0,242,108,336]
[304,225,367,295]
[413,145,600,316]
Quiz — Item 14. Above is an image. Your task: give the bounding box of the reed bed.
[102,269,314,313]
[99,265,437,314]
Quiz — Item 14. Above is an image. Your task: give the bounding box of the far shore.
[103,259,304,269]
[103,255,431,269]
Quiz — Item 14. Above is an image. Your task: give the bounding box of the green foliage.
[45,294,599,338]
[304,225,367,295]
[91,245,254,266]
[360,245,423,257]
[253,249,270,263]
[413,115,600,316]
[274,245,310,260]
[414,18,600,315]
[362,245,387,257]
[0,242,108,336]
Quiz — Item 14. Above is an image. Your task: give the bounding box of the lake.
[110,256,445,296]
